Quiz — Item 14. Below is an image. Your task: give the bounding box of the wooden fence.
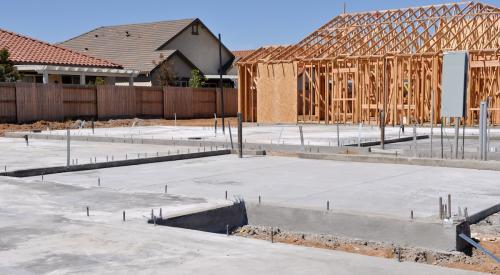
[0,83,238,123]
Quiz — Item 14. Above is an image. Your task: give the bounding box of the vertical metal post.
[479,101,486,160]
[455,117,460,159]
[484,101,489,161]
[214,113,217,136]
[299,125,305,151]
[228,122,234,149]
[440,117,444,159]
[430,88,434,158]
[357,123,362,147]
[218,33,225,135]
[447,194,452,219]
[439,197,443,220]
[413,123,417,157]
[380,111,385,150]
[336,121,340,147]
[462,122,466,160]
[123,211,126,221]
[237,113,243,158]
[66,129,70,167]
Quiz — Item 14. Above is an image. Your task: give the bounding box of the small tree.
[153,58,176,86]
[94,77,105,85]
[0,48,20,82]
[189,69,205,88]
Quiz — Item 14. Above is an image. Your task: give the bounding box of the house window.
[62,75,80,84]
[22,74,43,83]
[191,23,199,35]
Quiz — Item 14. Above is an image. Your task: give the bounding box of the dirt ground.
[234,223,499,274]
[0,117,238,136]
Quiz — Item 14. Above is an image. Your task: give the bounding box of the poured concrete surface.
[21,124,500,147]
[39,155,500,219]
[0,177,483,274]
[0,137,199,171]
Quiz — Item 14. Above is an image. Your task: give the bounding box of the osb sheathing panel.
[256,62,297,123]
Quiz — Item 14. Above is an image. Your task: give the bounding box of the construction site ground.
[0,119,498,274]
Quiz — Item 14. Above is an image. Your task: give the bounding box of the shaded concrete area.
[0,177,481,275]
[40,155,500,219]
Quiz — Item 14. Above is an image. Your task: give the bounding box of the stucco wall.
[161,22,232,75]
[150,53,195,86]
[256,62,298,123]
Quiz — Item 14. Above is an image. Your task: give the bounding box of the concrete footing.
[0,150,231,177]
[149,201,482,253]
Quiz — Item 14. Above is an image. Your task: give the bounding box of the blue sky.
[1,0,498,50]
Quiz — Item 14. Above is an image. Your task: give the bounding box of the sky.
[1,0,498,50]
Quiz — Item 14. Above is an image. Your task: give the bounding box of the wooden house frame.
[237,2,500,126]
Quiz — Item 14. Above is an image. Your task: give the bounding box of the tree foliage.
[0,48,20,82]
[94,77,105,85]
[154,61,176,86]
[188,69,205,88]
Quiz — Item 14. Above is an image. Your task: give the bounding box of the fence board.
[0,83,237,123]
[16,83,64,123]
[164,86,194,118]
[0,83,17,123]
[63,85,97,119]
[193,88,216,117]
[216,88,238,116]
[136,87,163,118]
[97,85,136,119]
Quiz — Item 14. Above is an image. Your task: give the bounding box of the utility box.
[441,52,468,118]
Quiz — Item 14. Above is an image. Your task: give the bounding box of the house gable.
[159,20,234,75]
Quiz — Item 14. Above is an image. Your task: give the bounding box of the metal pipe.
[237,113,243,158]
[66,129,70,167]
[219,33,225,135]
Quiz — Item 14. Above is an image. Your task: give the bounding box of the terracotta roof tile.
[0,28,122,68]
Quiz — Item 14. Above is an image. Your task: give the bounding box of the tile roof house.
[0,28,138,85]
[59,18,235,87]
